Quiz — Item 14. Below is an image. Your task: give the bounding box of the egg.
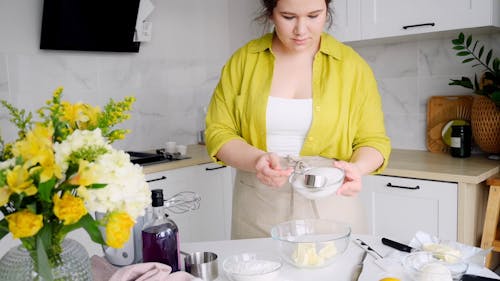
[417,262,453,281]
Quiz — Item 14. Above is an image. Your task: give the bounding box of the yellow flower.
[7,165,37,196]
[0,186,12,206]
[37,151,62,182]
[62,102,101,130]
[53,193,88,225]
[6,209,43,238]
[13,123,53,167]
[68,160,99,187]
[105,212,134,248]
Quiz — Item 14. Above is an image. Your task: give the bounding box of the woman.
[205,0,391,239]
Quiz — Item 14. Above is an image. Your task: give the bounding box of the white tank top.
[266,96,313,156]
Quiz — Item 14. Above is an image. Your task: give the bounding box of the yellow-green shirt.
[206,32,391,173]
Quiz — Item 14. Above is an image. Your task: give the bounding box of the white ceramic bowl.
[223,252,282,281]
[290,167,344,200]
[402,251,468,281]
[270,219,351,269]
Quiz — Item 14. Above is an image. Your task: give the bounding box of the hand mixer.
[101,191,202,266]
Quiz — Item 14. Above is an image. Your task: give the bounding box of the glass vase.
[0,238,92,281]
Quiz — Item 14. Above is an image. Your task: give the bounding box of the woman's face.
[271,0,327,53]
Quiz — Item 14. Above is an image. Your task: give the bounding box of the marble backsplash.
[0,0,499,153]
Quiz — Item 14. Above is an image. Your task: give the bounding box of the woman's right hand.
[255,152,293,187]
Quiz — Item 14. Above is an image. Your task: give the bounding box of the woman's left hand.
[333,160,363,196]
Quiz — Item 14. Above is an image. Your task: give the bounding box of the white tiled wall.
[0,1,498,152]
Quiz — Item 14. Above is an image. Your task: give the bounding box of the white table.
[181,235,500,281]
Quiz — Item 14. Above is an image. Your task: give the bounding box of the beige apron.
[231,157,368,239]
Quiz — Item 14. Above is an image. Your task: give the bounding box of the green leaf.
[0,219,9,240]
[38,178,56,202]
[493,58,500,73]
[87,183,107,189]
[486,50,492,65]
[462,58,475,64]
[472,41,478,52]
[452,38,462,45]
[80,214,105,245]
[449,77,473,89]
[478,46,485,59]
[466,35,472,47]
[458,32,465,43]
[453,46,465,50]
[36,235,54,281]
[457,51,470,57]
[491,91,500,107]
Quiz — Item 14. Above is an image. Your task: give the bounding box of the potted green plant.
[449,32,500,108]
[449,32,499,154]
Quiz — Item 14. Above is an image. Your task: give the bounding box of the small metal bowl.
[183,251,218,281]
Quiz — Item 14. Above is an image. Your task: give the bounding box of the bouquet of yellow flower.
[0,87,151,280]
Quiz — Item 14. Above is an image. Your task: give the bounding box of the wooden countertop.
[142,146,499,184]
[383,149,499,184]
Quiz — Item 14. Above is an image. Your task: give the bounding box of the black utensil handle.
[381,237,413,253]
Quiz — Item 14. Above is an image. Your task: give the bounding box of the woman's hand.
[255,152,293,187]
[334,160,363,196]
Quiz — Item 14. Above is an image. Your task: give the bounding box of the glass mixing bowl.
[270,219,351,269]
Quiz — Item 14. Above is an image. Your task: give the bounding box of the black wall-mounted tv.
[40,0,141,53]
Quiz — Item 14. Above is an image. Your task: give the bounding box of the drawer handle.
[386,182,420,190]
[205,165,226,171]
[402,22,435,30]
[147,176,167,182]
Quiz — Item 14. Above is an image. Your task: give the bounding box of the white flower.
[77,149,151,219]
[0,158,15,170]
[53,128,111,175]
[54,128,151,220]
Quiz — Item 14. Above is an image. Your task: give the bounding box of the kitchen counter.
[141,144,212,174]
[143,146,499,181]
[181,235,500,281]
[383,150,499,184]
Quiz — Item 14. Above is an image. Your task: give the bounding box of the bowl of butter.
[270,219,351,268]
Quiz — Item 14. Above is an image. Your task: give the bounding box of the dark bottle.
[142,189,180,271]
[450,125,471,158]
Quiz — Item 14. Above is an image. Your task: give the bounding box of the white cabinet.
[360,0,500,40]
[328,0,361,42]
[330,0,500,42]
[360,175,458,243]
[145,163,234,243]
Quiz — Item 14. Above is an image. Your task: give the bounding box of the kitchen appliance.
[100,191,201,266]
[126,149,190,166]
[96,213,145,266]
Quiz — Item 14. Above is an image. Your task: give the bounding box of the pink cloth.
[91,255,197,281]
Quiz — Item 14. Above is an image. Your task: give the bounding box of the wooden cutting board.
[426,95,473,153]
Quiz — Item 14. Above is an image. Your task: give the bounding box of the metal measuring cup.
[181,251,218,281]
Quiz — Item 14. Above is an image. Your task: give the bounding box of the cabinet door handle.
[386,182,420,190]
[402,23,435,30]
[147,176,167,182]
[205,165,226,171]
